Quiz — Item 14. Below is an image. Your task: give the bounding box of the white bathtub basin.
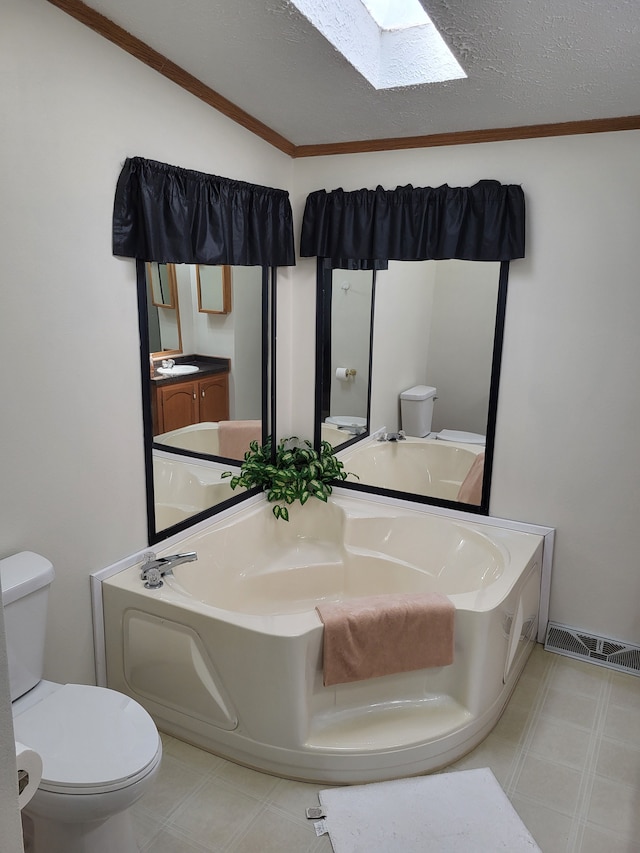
[340,436,482,501]
[103,494,544,783]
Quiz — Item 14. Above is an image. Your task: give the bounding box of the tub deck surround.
[337,436,484,501]
[102,496,544,784]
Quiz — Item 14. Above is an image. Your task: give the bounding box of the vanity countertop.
[151,354,230,385]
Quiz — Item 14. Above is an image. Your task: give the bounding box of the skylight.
[360,0,430,32]
[290,0,466,90]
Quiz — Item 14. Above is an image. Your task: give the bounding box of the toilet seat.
[435,429,486,445]
[13,683,161,795]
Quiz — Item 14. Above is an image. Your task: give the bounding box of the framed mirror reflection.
[138,261,276,543]
[315,259,509,513]
[146,262,182,356]
[314,262,376,451]
[197,264,232,314]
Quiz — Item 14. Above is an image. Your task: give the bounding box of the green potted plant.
[222,436,354,521]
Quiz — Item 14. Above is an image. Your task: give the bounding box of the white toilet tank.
[400,385,437,437]
[0,552,55,702]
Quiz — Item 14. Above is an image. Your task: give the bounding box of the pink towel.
[316,593,455,686]
[217,420,261,459]
[457,452,485,504]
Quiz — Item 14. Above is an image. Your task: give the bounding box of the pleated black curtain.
[113,157,296,266]
[300,180,525,269]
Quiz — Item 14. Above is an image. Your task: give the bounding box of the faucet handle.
[143,567,164,589]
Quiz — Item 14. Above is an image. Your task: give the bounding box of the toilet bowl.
[1,551,162,853]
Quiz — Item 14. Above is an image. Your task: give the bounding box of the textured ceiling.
[79,0,640,147]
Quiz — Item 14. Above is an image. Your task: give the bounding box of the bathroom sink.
[157,365,199,376]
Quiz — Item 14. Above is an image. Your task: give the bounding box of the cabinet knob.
[201,389,205,398]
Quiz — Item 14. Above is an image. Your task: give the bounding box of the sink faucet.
[140,551,197,588]
[161,358,175,368]
[377,430,406,442]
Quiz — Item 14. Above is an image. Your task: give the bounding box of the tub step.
[307,697,471,751]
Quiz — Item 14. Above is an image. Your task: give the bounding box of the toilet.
[399,385,438,437]
[399,386,485,444]
[1,551,162,853]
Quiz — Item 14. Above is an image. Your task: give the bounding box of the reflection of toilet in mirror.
[399,385,485,445]
[322,415,367,446]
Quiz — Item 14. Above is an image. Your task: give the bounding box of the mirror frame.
[314,260,510,515]
[196,264,232,314]
[137,261,277,544]
[313,260,377,453]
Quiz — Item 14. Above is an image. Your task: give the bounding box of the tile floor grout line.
[504,647,557,796]
[566,671,612,852]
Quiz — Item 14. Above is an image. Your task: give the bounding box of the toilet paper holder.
[335,367,357,379]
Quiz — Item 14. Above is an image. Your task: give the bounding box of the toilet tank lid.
[0,552,55,605]
[400,385,437,401]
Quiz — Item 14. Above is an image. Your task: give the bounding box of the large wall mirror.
[315,259,509,513]
[138,261,275,543]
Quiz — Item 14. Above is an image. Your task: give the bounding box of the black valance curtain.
[113,157,296,266]
[300,180,525,269]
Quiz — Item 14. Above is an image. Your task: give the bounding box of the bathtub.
[102,494,544,783]
[153,452,241,529]
[339,436,483,501]
[155,422,221,456]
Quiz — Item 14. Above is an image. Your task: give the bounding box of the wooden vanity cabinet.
[154,372,229,434]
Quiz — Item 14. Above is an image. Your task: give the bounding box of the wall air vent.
[544,622,640,677]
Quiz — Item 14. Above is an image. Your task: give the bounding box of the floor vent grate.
[544,623,640,677]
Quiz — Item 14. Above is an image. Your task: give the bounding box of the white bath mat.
[318,768,540,852]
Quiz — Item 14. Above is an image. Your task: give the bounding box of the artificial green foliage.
[222,437,353,521]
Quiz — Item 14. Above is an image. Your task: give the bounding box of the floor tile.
[514,754,583,816]
[509,794,573,851]
[586,775,640,836]
[580,823,640,853]
[170,776,263,849]
[595,737,640,788]
[602,703,639,744]
[539,685,599,729]
[547,658,609,697]
[227,805,319,853]
[528,716,592,770]
[135,754,209,821]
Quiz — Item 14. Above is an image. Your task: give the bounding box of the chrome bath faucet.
[140,551,197,588]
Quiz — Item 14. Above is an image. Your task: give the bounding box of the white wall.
[1,0,292,692]
[427,260,499,435]
[370,261,435,433]
[291,130,640,646]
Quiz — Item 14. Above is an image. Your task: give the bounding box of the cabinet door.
[198,374,229,422]
[159,382,199,432]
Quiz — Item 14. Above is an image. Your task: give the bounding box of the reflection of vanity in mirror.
[141,262,269,539]
[316,259,508,512]
[146,262,262,440]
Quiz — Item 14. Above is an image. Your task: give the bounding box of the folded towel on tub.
[217,420,262,460]
[316,593,455,686]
